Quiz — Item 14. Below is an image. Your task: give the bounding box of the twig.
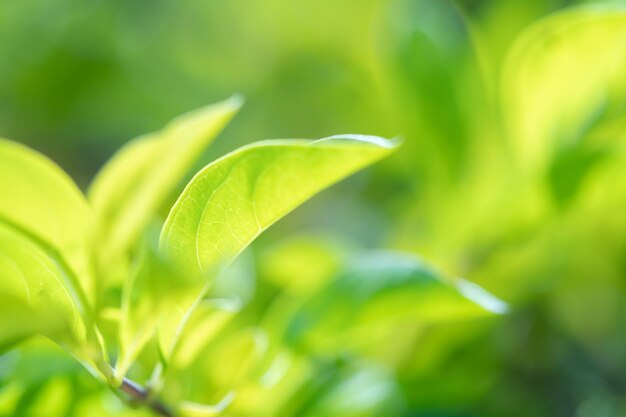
[120,377,175,417]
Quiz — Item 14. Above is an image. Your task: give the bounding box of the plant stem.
[120,377,175,417]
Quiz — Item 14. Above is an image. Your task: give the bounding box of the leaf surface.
[116,243,202,377]
[156,135,398,358]
[160,135,398,275]
[503,6,626,170]
[88,96,242,262]
[0,139,94,307]
[0,223,86,353]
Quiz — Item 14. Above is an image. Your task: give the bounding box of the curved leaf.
[0,139,94,307]
[115,243,202,378]
[160,135,398,276]
[156,135,398,359]
[116,248,249,379]
[282,251,507,356]
[502,6,626,171]
[88,96,242,263]
[0,222,86,354]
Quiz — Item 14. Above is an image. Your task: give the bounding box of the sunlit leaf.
[157,135,398,358]
[0,223,87,356]
[503,6,626,171]
[88,96,242,264]
[0,139,94,307]
[160,135,398,276]
[116,249,251,379]
[115,243,203,379]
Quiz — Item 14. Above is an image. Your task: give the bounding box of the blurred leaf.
[88,96,242,265]
[259,234,349,295]
[209,250,257,305]
[116,250,250,380]
[0,138,94,307]
[179,394,235,417]
[169,299,242,370]
[547,143,608,206]
[0,383,23,416]
[116,243,202,379]
[171,328,267,412]
[0,338,148,417]
[299,363,404,417]
[284,251,507,356]
[157,135,398,358]
[203,328,267,390]
[503,6,626,171]
[235,357,402,417]
[229,350,313,417]
[24,377,72,417]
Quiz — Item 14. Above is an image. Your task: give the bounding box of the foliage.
[1,0,625,416]
[0,99,504,416]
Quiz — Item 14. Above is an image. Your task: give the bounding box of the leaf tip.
[314,134,402,150]
[228,93,245,110]
[455,279,509,315]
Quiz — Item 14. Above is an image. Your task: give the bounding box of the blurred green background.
[1,0,625,416]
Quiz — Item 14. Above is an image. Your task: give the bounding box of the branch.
[120,377,175,417]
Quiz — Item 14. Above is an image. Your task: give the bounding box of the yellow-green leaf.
[88,96,242,264]
[0,222,86,354]
[503,6,626,171]
[157,135,398,359]
[160,135,398,276]
[282,251,507,356]
[0,139,94,308]
[115,243,203,379]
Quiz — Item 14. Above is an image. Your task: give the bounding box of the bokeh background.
[1,0,625,416]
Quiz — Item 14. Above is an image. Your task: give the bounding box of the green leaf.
[282,251,507,356]
[175,328,267,412]
[0,222,87,355]
[160,135,399,276]
[88,96,242,264]
[157,135,398,358]
[0,139,94,308]
[502,6,626,171]
[299,363,404,417]
[168,299,242,369]
[115,243,203,379]
[259,233,348,295]
[116,247,248,379]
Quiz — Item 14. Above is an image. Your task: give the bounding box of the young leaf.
[0,222,87,357]
[156,135,398,358]
[88,96,242,263]
[502,6,626,171]
[160,135,399,276]
[281,251,507,355]
[116,245,248,379]
[0,139,95,308]
[116,243,203,379]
